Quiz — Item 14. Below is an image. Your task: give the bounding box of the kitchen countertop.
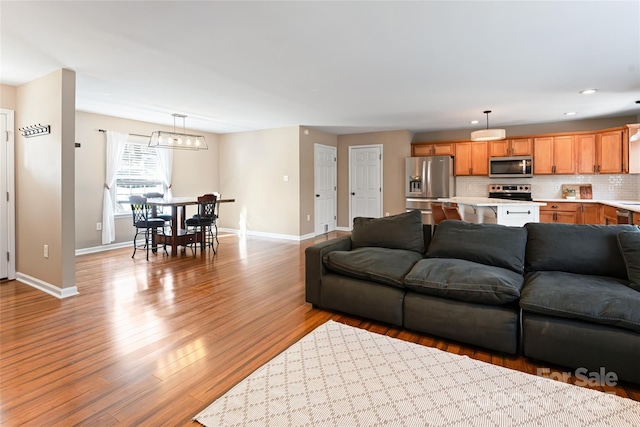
[534,198,640,214]
[438,197,547,207]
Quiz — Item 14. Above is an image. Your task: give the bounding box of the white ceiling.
[1,1,639,135]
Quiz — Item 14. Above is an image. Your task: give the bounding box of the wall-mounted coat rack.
[19,124,51,138]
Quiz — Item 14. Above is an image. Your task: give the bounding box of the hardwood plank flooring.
[1,232,639,425]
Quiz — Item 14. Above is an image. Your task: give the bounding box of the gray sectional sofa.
[305,210,640,384]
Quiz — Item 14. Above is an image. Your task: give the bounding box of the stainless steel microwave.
[489,156,533,178]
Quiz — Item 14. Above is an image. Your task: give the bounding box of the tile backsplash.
[456,174,640,200]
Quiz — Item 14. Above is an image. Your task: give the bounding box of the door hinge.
[6,252,9,262]
[379,154,382,160]
[334,215,337,220]
[6,192,8,202]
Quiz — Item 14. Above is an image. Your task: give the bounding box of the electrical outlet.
[385,212,390,217]
[555,184,561,191]
[306,214,310,221]
[43,244,49,258]
[283,175,289,182]
[96,222,102,231]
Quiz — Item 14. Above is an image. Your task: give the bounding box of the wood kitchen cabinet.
[539,202,580,224]
[597,130,624,174]
[534,135,576,174]
[455,141,488,176]
[580,203,602,224]
[412,142,455,157]
[577,134,597,174]
[634,212,640,227]
[603,205,618,225]
[489,138,532,157]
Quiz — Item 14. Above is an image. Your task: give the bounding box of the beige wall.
[1,84,17,109]
[299,127,338,236]
[219,127,300,237]
[75,111,220,249]
[413,115,639,142]
[337,130,412,228]
[16,69,76,290]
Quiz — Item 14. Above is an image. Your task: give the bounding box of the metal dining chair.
[142,192,172,231]
[129,196,167,260]
[185,194,217,254]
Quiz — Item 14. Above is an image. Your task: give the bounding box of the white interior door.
[1,109,15,280]
[314,144,337,235]
[349,145,382,226]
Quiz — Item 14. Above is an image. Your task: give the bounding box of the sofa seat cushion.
[427,221,528,274]
[404,258,525,305]
[351,210,425,253]
[520,271,640,333]
[323,247,423,289]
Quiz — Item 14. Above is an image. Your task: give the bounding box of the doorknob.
[351,192,355,196]
[315,194,320,197]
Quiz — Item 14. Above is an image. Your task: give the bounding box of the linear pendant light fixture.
[471,110,506,141]
[149,113,208,150]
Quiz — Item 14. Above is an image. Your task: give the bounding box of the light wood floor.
[1,232,639,425]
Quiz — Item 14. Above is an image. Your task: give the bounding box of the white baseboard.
[75,241,133,256]
[218,228,315,242]
[15,272,78,299]
[336,226,351,232]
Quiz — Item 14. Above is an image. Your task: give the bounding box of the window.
[115,142,164,212]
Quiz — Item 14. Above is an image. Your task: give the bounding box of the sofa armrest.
[305,235,352,305]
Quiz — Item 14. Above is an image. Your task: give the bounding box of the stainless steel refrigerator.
[405,156,455,225]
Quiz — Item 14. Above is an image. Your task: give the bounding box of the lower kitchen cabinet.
[580,203,602,224]
[603,205,618,225]
[540,202,580,224]
[634,212,640,227]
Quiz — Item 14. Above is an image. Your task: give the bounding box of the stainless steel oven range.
[488,184,533,201]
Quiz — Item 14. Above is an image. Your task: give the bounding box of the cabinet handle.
[593,165,596,173]
[506,210,531,215]
[552,205,559,209]
[597,165,600,173]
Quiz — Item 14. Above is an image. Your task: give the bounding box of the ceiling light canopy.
[470,110,506,141]
[580,89,597,95]
[149,114,208,150]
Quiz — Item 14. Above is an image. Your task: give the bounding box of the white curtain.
[156,148,173,199]
[102,131,128,244]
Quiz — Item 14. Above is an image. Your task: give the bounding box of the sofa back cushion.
[617,231,640,291]
[525,223,638,279]
[426,220,528,274]
[351,210,425,253]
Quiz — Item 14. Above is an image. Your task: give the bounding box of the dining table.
[147,196,235,255]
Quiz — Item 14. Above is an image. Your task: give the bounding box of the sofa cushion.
[351,210,425,253]
[525,223,638,280]
[426,220,527,273]
[618,231,640,292]
[520,271,640,333]
[404,258,524,305]
[323,247,423,288]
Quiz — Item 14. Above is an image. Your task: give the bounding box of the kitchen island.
[438,197,547,227]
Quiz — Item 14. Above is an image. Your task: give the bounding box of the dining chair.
[142,192,172,230]
[129,196,167,260]
[185,194,217,254]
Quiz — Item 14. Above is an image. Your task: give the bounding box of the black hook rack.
[19,124,51,138]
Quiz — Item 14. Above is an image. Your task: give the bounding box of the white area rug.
[194,320,640,426]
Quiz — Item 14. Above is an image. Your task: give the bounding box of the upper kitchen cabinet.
[597,130,624,174]
[578,128,634,174]
[412,142,455,157]
[533,135,576,174]
[455,141,488,176]
[626,124,640,174]
[489,138,532,157]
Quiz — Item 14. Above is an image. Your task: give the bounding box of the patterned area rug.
[194,320,640,426]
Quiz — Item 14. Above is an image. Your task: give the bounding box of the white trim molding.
[16,272,79,299]
[218,228,315,242]
[75,241,132,256]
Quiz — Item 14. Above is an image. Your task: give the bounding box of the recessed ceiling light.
[580,89,597,95]
[564,112,577,116]
[470,120,479,124]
